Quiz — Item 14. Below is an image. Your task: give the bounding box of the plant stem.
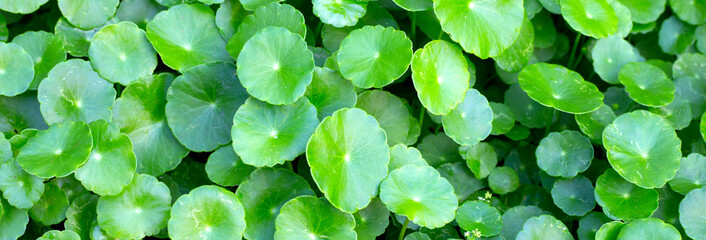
[418,108,425,129]
[399,218,410,240]
[285,161,293,171]
[544,109,557,137]
[314,21,324,45]
[410,13,416,42]
[567,33,582,68]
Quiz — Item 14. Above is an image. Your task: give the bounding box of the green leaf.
[463,142,498,179]
[74,120,136,196]
[274,195,357,239]
[595,221,625,240]
[64,194,99,240]
[433,0,524,58]
[0,42,34,97]
[226,3,306,59]
[235,168,314,240]
[591,35,639,84]
[519,63,604,114]
[602,110,681,188]
[58,0,119,29]
[232,97,318,167]
[11,31,67,90]
[356,90,411,146]
[145,3,231,71]
[575,104,616,140]
[236,26,314,105]
[550,176,596,216]
[168,185,246,240]
[437,162,485,202]
[616,218,681,240]
[577,212,611,240]
[0,137,9,164]
[532,11,558,48]
[488,166,520,195]
[113,73,188,176]
[456,201,502,237]
[389,144,428,172]
[442,89,493,146]
[536,130,593,177]
[37,59,116,125]
[411,40,471,115]
[0,195,28,239]
[417,133,462,167]
[205,145,256,187]
[560,0,618,38]
[37,230,80,240]
[312,0,367,28]
[609,0,632,38]
[393,0,432,11]
[516,215,573,240]
[696,24,706,53]
[619,62,674,107]
[651,96,693,130]
[116,0,167,29]
[307,108,389,213]
[679,186,706,239]
[240,0,280,11]
[215,0,247,40]
[404,232,431,240]
[305,67,357,120]
[54,17,118,57]
[29,181,69,225]
[616,0,665,23]
[380,165,457,229]
[88,21,157,85]
[489,102,516,135]
[0,160,44,209]
[669,153,706,194]
[353,198,390,240]
[337,25,413,88]
[494,17,536,72]
[658,16,696,55]
[97,174,171,239]
[0,0,48,13]
[505,83,553,128]
[17,121,93,178]
[594,169,659,220]
[670,0,706,25]
[501,206,545,239]
[166,61,247,152]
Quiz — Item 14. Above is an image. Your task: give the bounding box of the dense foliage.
[0,0,705,239]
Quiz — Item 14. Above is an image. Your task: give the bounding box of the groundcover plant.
[1,0,706,239]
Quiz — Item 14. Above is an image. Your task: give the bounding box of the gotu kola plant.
[1,0,706,239]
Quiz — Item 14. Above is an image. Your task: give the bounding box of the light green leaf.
[536,130,593,177]
[226,3,306,59]
[463,142,497,179]
[205,145,256,187]
[29,181,68,225]
[616,218,681,240]
[516,215,573,240]
[560,0,618,38]
[594,169,659,220]
[679,186,706,239]
[58,0,119,29]
[305,67,357,120]
[0,42,34,97]
[17,121,93,178]
[274,196,357,240]
[312,0,367,28]
[168,185,246,240]
[357,90,411,146]
[456,201,502,237]
[591,35,639,84]
[411,40,470,115]
[88,21,157,85]
[0,0,49,13]
[519,63,604,114]
[442,89,493,146]
[550,176,596,216]
[11,31,67,90]
[0,160,44,209]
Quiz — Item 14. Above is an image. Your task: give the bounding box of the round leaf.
[560,0,618,38]
[54,17,118,58]
[516,215,573,240]
[616,218,681,240]
[619,62,674,107]
[74,120,136,196]
[312,0,367,28]
[97,174,171,239]
[379,165,457,229]
[595,221,625,240]
[550,176,596,216]
[679,186,706,239]
[29,181,68,225]
[113,73,187,176]
[0,42,34,97]
[411,40,470,115]
[305,67,357,119]
[670,154,706,194]
[504,83,553,128]
[37,230,80,240]
[88,21,157,85]
[577,212,611,240]
[463,142,498,179]
[337,25,413,88]
[437,161,485,202]
[494,17,536,72]
[518,63,604,114]
[166,61,248,152]
[353,198,390,240]
[0,0,49,13]
[594,169,659,220]
[433,0,524,58]
[205,145,256,187]
[356,90,411,146]
[0,160,44,209]
[575,104,616,140]
[0,196,28,240]
[17,121,92,178]
[442,89,493,146]
[591,35,639,84]
[145,3,231,71]
[536,130,593,177]
[602,110,681,188]
[307,108,389,213]
[236,168,314,240]
[274,196,357,240]
[116,0,166,29]
[389,144,428,172]
[489,166,520,195]
[10,31,66,90]
[37,59,116,125]
[168,185,246,240]
[658,16,696,55]
[417,133,462,167]
[456,201,502,237]
[616,0,665,23]
[58,0,119,29]
[489,102,516,135]
[501,205,545,239]
[670,0,706,25]
[236,26,314,105]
